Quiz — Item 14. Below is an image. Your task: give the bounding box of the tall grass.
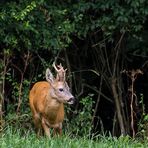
[0,126,148,148]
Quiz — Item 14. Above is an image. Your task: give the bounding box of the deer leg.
[33,113,42,137]
[54,128,62,136]
[53,123,62,136]
[41,118,50,137]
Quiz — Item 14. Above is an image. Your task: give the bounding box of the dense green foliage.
[0,0,148,137]
[1,0,148,51]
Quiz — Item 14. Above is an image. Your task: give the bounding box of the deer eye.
[59,88,64,92]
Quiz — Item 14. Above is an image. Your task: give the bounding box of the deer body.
[29,63,74,137]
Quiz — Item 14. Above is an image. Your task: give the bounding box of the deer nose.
[67,97,75,104]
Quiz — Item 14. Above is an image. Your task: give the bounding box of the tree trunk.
[0,79,4,132]
[111,77,126,135]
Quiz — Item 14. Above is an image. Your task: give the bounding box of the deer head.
[46,62,74,104]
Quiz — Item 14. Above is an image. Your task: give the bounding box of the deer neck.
[46,92,63,110]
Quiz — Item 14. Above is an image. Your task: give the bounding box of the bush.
[64,94,94,137]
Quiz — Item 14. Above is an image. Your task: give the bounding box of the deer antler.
[52,62,67,81]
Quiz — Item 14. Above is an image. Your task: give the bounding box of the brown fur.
[29,81,64,137]
[29,63,74,137]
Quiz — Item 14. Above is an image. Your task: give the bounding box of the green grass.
[0,127,148,148]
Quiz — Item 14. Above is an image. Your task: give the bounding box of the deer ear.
[46,68,54,84]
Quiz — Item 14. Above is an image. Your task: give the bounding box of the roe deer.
[29,62,75,137]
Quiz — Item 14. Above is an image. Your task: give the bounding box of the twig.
[123,69,143,137]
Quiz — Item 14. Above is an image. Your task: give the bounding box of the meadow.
[1,127,147,148]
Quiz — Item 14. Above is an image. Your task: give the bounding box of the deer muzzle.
[67,97,75,104]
